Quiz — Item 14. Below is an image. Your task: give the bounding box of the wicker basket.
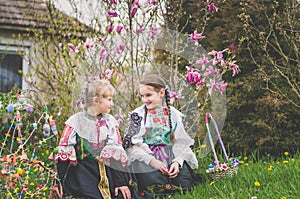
[211,165,238,180]
[205,113,239,180]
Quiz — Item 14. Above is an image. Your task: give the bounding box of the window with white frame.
[0,38,29,93]
[0,50,23,93]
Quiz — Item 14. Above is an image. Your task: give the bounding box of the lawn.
[172,152,300,199]
[1,149,299,198]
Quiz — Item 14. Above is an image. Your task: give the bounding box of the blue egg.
[6,104,14,113]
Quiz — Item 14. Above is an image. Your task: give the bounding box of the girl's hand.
[115,186,131,199]
[149,158,168,175]
[168,162,180,178]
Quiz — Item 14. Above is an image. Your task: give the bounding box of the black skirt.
[130,146,205,198]
[57,158,132,199]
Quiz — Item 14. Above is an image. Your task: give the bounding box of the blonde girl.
[52,79,132,199]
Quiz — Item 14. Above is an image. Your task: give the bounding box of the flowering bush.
[206,157,240,174]
[185,40,240,95]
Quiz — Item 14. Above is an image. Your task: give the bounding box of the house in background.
[0,0,90,93]
[0,0,49,92]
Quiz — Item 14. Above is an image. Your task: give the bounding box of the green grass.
[172,152,300,199]
[1,151,299,198]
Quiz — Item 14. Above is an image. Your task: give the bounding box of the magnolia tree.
[61,0,240,146]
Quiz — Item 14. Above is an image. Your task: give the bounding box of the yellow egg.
[17,168,24,175]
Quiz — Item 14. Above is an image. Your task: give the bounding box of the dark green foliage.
[161,0,300,156]
[216,0,300,156]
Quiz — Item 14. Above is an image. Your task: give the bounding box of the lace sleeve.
[97,115,128,167]
[52,125,77,164]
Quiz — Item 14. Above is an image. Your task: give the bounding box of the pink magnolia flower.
[133,0,140,7]
[205,65,216,76]
[99,48,109,61]
[131,7,138,18]
[189,30,205,44]
[115,43,126,53]
[116,25,123,34]
[231,43,235,53]
[118,119,124,125]
[228,60,241,76]
[137,25,144,34]
[150,25,158,38]
[107,10,118,18]
[208,50,217,57]
[84,41,94,49]
[68,43,79,53]
[195,55,210,70]
[108,25,114,33]
[219,81,228,94]
[185,66,196,82]
[105,69,114,80]
[207,79,218,95]
[148,0,157,5]
[208,3,218,13]
[172,92,184,101]
[185,47,240,95]
[110,0,117,5]
[208,48,228,65]
[185,66,204,86]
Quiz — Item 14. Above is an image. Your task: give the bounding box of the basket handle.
[205,113,229,166]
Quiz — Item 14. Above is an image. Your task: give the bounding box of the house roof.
[0,0,92,34]
[0,0,49,31]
